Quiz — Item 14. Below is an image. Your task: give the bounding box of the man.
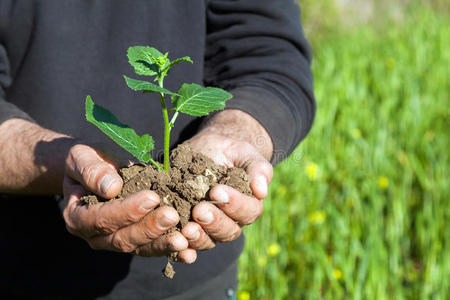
[0,0,315,299]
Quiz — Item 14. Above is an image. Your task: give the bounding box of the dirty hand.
[62,144,195,263]
[181,110,273,250]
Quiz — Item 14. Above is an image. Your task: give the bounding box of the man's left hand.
[181,110,273,251]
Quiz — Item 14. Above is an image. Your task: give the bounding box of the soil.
[81,144,252,278]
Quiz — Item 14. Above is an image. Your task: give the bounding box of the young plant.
[85,46,232,173]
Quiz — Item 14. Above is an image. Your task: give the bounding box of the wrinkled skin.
[62,109,273,263]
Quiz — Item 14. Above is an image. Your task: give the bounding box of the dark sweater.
[0,0,315,298]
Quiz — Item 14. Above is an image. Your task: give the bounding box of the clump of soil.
[81,144,252,278]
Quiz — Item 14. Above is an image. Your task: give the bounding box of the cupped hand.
[62,144,196,263]
[181,131,273,250]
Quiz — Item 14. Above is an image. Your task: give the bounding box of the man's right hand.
[62,144,196,263]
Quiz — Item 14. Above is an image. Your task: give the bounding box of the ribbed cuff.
[226,86,296,165]
[0,100,35,125]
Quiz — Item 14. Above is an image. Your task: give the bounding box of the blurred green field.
[238,3,449,300]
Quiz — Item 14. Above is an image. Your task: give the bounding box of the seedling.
[85,46,232,173]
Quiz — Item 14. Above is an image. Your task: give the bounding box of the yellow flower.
[308,210,326,225]
[267,243,281,257]
[277,185,287,197]
[257,255,267,267]
[397,150,409,166]
[405,269,419,281]
[237,291,250,300]
[305,162,319,181]
[345,198,354,208]
[377,176,389,190]
[424,130,435,141]
[351,128,362,139]
[333,268,343,280]
[385,57,395,69]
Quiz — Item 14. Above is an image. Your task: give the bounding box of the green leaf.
[160,56,194,78]
[123,76,176,95]
[85,95,154,163]
[169,56,193,68]
[172,83,232,117]
[161,56,193,79]
[127,46,167,76]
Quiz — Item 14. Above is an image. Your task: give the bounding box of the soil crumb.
[163,261,175,279]
[81,144,252,278]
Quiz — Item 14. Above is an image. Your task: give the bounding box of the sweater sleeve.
[0,44,34,124]
[204,0,315,164]
[0,0,35,125]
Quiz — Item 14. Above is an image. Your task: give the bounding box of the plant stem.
[169,111,179,129]
[158,80,170,173]
[149,158,164,171]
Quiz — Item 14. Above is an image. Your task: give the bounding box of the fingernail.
[214,187,229,204]
[140,199,157,212]
[99,174,116,194]
[254,175,268,197]
[197,209,213,224]
[171,235,188,251]
[158,211,178,228]
[189,230,200,241]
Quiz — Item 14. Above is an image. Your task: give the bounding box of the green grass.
[238,5,449,300]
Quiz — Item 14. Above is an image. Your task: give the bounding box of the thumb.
[225,143,273,200]
[65,144,123,199]
[245,155,273,200]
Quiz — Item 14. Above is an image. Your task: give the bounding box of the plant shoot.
[85,46,232,173]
